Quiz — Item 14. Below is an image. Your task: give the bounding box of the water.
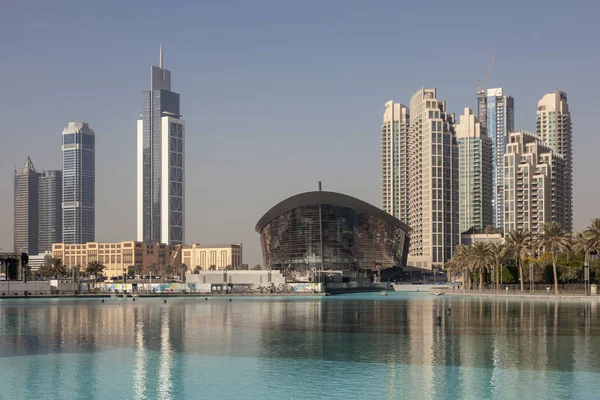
[1,293,600,400]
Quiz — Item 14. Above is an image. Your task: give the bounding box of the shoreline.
[0,292,327,300]
[445,291,600,301]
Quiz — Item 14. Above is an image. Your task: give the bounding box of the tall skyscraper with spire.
[137,46,185,245]
[14,157,39,254]
[62,122,95,244]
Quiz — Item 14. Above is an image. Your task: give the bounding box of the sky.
[1,0,599,265]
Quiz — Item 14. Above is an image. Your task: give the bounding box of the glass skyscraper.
[137,46,185,245]
[38,170,62,253]
[62,122,95,244]
[479,88,514,230]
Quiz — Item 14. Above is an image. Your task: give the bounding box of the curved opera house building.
[255,190,410,290]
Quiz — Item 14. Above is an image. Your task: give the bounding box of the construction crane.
[475,53,496,127]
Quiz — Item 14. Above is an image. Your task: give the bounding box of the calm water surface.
[1,293,600,400]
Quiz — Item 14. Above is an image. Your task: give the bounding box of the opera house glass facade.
[255,191,410,289]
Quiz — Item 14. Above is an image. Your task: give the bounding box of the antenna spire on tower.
[159,44,163,69]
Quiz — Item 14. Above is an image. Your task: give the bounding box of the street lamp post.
[529,263,534,294]
[584,261,590,296]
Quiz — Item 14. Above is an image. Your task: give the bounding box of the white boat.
[431,291,444,296]
[380,290,388,296]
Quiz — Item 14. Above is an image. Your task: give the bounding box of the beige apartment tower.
[407,88,459,270]
[381,101,410,222]
[536,90,572,231]
[503,131,568,234]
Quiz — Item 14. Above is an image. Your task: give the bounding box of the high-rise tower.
[456,108,493,234]
[479,88,514,230]
[537,90,572,232]
[62,122,95,244]
[137,46,185,245]
[38,170,62,253]
[503,131,568,234]
[381,101,409,222]
[14,157,39,254]
[407,88,459,270]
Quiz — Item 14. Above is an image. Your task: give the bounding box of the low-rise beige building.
[52,241,182,278]
[182,244,243,271]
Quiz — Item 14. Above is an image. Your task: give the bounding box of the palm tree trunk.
[519,258,524,293]
[494,263,500,291]
[552,250,559,295]
[479,269,483,291]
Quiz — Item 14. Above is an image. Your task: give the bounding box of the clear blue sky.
[1,0,598,265]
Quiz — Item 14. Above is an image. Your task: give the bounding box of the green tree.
[586,218,600,252]
[573,232,595,280]
[484,225,502,235]
[466,242,493,291]
[536,222,571,295]
[489,243,504,291]
[86,260,106,283]
[49,257,67,278]
[127,265,136,279]
[504,229,534,293]
[252,264,262,271]
[447,245,471,290]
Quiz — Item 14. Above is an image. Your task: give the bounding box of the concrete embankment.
[445,291,600,301]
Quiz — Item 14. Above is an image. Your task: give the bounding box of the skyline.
[1,0,598,265]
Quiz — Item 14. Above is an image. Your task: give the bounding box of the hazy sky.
[1,0,598,265]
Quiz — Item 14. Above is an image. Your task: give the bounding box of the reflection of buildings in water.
[404,298,436,399]
[158,309,174,400]
[133,308,148,400]
[2,297,600,398]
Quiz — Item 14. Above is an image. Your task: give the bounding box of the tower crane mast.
[476,53,496,127]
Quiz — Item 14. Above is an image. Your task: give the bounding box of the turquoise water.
[1,293,600,399]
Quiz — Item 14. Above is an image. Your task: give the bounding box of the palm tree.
[585,218,600,254]
[466,242,493,291]
[448,245,470,290]
[50,257,67,278]
[86,260,106,283]
[573,232,594,265]
[489,243,504,291]
[504,229,534,293]
[537,222,571,295]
